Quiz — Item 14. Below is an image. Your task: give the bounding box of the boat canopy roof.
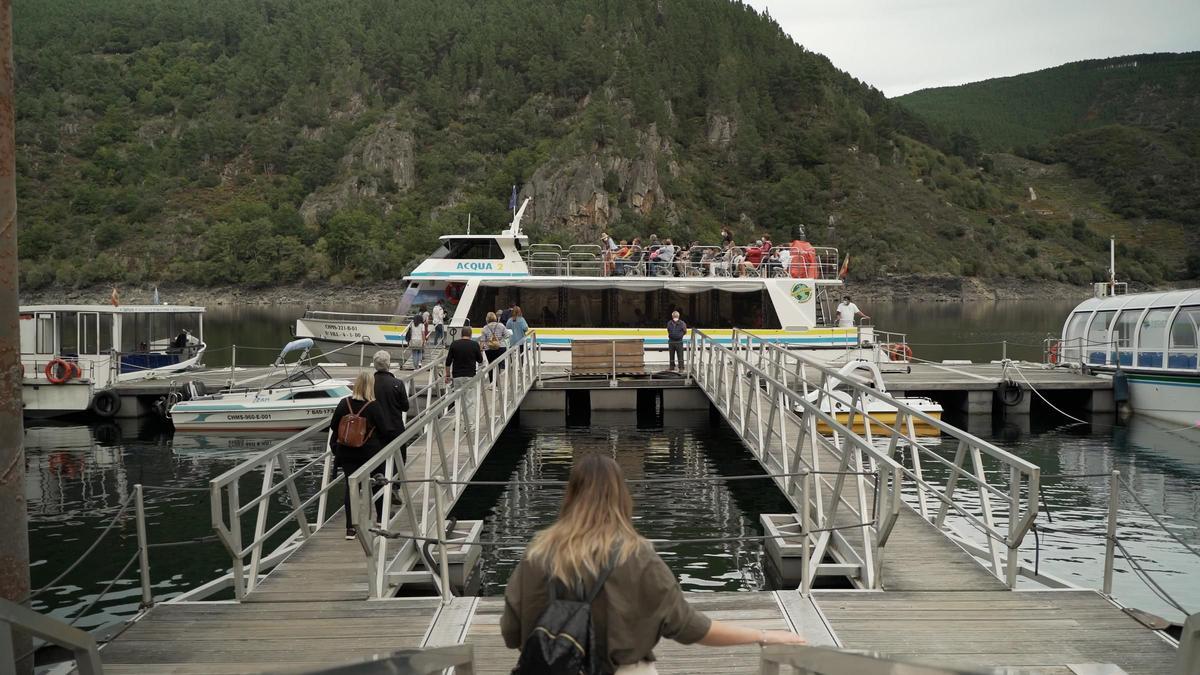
[20,304,206,314]
[1069,288,1200,315]
[476,277,778,292]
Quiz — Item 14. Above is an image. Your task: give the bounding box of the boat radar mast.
[504,197,532,238]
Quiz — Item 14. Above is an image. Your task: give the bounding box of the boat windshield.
[266,366,333,390]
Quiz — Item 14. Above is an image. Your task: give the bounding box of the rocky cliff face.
[299,116,416,224]
[520,123,674,239]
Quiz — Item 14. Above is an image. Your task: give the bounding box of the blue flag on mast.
[509,185,517,212]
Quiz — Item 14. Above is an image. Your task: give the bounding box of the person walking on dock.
[372,350,410,463]
[406,313,430,368]
[666,311,688,372]
[480,312,508,382]
[502,454,804,674]
[445,326,484,433]
[836,295,869,328]
[432,300,447,346]
[506,305,529,352]
[328,370,388,539]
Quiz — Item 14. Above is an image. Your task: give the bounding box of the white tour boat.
[297,200,906,368]
[1056,284,1200,426]
[20,304,206,417]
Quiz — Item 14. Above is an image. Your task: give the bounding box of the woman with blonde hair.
[327,370,387,539]
[479,310,507,381]
[502,454,804,673]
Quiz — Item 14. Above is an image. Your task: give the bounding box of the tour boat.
[806,360,944,436]
[20,304,206,418]
[1056,285,1200,426]
[296,199,906,367]
[168,365,350,431]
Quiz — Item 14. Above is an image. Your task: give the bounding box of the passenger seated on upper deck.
[740,240,767,277]
[601,233,618,275]
[649,239,676,276]
[614,239,635,276]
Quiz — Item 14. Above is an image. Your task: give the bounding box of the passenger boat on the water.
[19,304,206,417]
[1056,284,1200,426]
[168,340,351,431]
[296,200,907,367]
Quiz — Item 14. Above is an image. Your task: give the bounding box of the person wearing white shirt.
[836,296,868,328]
[431,301,446,346]
[777,247,792,275]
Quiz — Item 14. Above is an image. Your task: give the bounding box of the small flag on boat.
[110,287,120,307]
[839,254,850,280]
[152,286,160,305]
[509,185,517,212]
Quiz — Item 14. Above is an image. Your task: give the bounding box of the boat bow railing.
[208,359,443,599]
[690,328,1041,589]
[347,335,542,598]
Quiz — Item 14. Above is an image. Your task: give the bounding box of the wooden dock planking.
[813,589,1178,675]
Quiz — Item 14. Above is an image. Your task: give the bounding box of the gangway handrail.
[347,334,542,599]
[731,328,1040,588]
[689,328,907,592]
[209,359,443,599]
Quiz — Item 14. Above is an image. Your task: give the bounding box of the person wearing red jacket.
[740,239,766,277]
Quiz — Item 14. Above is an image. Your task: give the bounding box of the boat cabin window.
[1085,310,1115,365]
[290,390,335,400]
[35,313,55,354]
[1169,306,1200,369]
[1111,311,1139,366]
[266,366,332,390]
[120,312,202,353]
[1135,308,1172,368]
[467,286,781,330]
[430,238,505,260]
[1062,312,1090,362]
[395,282,448,318]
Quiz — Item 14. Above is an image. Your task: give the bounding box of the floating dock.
[75,334,1185,674]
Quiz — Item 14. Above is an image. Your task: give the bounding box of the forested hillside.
[12,0,1194,291]
[898,53,1200,235]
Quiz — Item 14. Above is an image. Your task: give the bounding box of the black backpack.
[512,555,618,675]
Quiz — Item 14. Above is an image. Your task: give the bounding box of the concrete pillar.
[961,390,992,415]
[964,413,992,437]
[663,387,709,410]
[1088,389,1115,414]
[590,389,637,410]
[519,389,565,411]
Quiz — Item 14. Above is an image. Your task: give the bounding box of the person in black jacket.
[371,350,410,462]
[328,370,388,539]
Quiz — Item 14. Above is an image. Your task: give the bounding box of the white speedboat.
[169,343,350,431]
[20,304,206,417]
[805,360,944,436]
[296,199,911,368]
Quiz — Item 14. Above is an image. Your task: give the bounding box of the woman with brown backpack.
[328,370,389,539]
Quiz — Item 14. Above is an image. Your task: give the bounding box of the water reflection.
[450,413,793,595]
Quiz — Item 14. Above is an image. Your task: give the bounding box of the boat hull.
[169,403,337,431]
[817,411,943,437]
[1126,373,1200,427]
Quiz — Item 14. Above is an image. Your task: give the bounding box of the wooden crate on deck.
[571,339,645,376]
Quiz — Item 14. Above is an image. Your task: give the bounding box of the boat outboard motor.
[273,338,314,366]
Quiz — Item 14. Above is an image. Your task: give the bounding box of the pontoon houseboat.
[1057,286,1200,426]
[20,304,206,417]
[296,200,904,367]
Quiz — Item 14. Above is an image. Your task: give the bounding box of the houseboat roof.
[1071,288,1200,314]
[20,304,206,314]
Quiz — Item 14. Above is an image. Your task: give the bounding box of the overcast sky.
[745,0,1200,97]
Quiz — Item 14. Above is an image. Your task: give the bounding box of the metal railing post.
[134,484,153,608]
[1002,340,1008,361]
[433,483,452,603]
[800,471,812,597]
[1103,469,1120,595]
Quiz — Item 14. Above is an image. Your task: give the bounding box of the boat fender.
[45,358,74,384]
[1000,381,1023,406]
[1113,369,1130,404]
[91,390,122,418]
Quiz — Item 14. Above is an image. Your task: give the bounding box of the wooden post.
[1103,470,1120,595]
[134,485,153,609]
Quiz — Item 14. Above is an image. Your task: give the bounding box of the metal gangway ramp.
[688,328,1181,673]
[97,340,543,674]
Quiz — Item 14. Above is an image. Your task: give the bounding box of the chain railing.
[208,359,443,600]
[693,328,1042,589]
[688,328,905,592]
[348,335,542,599]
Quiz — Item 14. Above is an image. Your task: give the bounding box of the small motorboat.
[169,339,350,431]
[802,360,944,437]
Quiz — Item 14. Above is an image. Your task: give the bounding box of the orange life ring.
[1048,343,1060,364]
[444,282,465,305]
[45,358,74,384]
[884,343,913,362]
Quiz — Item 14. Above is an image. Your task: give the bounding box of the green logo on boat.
[791,282,812,303]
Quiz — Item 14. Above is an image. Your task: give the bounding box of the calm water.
[21,301,1200,631]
